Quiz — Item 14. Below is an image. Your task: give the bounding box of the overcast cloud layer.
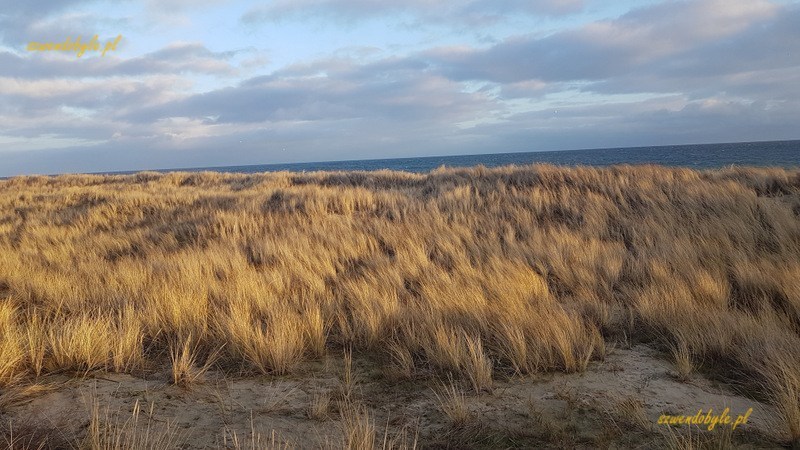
[1,0,798,176]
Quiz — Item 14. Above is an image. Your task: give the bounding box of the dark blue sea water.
[147,140,800,175]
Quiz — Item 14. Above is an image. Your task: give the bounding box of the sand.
[2,344,785,449]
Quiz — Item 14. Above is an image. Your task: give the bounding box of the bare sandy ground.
[2,344,787,449]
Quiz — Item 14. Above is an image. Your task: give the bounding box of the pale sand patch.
[1,345,785,448]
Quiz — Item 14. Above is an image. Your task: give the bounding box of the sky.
[0,0,798,176]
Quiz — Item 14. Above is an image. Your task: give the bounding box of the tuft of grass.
[664,425,702,450]
[434,380,472,427]
[47,315,113,375]
[217,310,306,375]
[764,359,800,444]
[340,348,358,401]
[378,419,418,450]
[169,335,220,387]
[110,308,144,373]
[615,396,651,431]
[525,399,571,446]
[663,424,734,450]
[85,397,180,450]
[223,414,293,450]
[340,403,377,450]
[387,340,414,380]
[670,336,693,383]
[0,304,24,387]
[492,322,528,375]
[462,335,493,393]
[308,390,331,421]
[303,306,328,358]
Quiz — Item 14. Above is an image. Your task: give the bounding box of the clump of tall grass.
[46,311,143,375]
[308,390,331,420]
[169,334,221,387]
[669,333,693,382]
[215,306,306,375]
[434,380,472,427]
[340,403,377,450]
[760,356,800,444]
[0,302,25,386]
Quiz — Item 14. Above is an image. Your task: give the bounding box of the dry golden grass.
[0,303,25,387]
[763,358,800,443]
[336,401,418,450]
[615,396,651,432]
[386,340,414,380]
[0,164,799,443]
[169,334,222,387]
[664,425,734,450]
[1,419,68,450]
[223,417,293,450]
[340,403,377,450]
[308,391,331,421]
[86,397,180,450]
[340,348,358,401]
[670,334,694,382]
[434,380,472,427]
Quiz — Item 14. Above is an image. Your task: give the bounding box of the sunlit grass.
[0,164,799,443]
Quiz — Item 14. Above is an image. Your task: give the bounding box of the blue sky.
[1,0,798,176]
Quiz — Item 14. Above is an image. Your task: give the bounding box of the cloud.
[126,57,495,124]
[5,89,797,177]
[427,0,781,84]
[242,0,585,25]
[1,42,237,78]
[570,3,800,110]
[114,43,238,76]
[0,0,97,17]
[143,0,232,27]
[0,50,498,176]
[463,0,584,17]
[0,74,191,146]
[447,94,800,161]
[145,0,230,13]
[0,0,106,46]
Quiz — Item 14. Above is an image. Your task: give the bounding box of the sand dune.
[1,164,798,448]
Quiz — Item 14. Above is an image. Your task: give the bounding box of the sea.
[157,140,800,175]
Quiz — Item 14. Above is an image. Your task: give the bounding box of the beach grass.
[0,164,799,446]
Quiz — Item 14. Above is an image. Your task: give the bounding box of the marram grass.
[1,164,799,442]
